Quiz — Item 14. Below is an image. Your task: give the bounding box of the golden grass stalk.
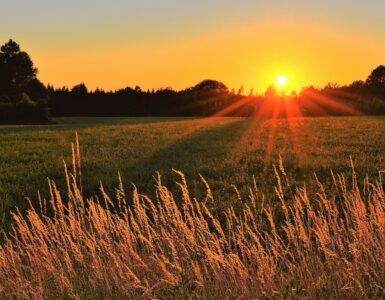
[1,140,385,299]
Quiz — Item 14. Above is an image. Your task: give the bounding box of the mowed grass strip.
[1,116,385,225]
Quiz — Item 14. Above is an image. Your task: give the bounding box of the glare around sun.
[276,75,288,87]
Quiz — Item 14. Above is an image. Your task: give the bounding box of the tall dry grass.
[1,138,385,299]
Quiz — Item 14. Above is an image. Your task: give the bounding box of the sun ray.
[283,100,308,163]
[213,96,255,117]
[303,90,362,116]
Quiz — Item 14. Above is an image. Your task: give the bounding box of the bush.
[0,93,50,124]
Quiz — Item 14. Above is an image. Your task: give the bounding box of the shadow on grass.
[0,117,195,133]
[100,118,255,210]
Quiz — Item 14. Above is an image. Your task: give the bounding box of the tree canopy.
[192,80,228,92]
[0,39,37,98]
[0,40,49,124]
[366,65,385,88]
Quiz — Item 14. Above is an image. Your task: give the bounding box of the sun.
[276,75,288,87]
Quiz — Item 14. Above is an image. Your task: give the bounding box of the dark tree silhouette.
[0,39,37,99]
[0,40,49,124]
[264,85,277,98]
[349,80,365,90]
[192,80,228,92]
[366,65,385,88]
[238,85,244,95]
[71,83,88,96]
[26,78,48,101]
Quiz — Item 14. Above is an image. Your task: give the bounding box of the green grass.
[1,116,385,226]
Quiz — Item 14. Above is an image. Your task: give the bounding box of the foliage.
[191,79,228,92]
[0,39,36,97]
[0,40,50,124]
[366,65,385,88]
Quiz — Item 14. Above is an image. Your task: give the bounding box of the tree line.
[48,81,244,117]
[1,39,385,124]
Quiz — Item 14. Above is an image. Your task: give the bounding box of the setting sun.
[276,75,288,87]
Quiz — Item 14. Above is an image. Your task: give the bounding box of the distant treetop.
[71,83,88,96]
[366,65,385,88]
[192,80,228,92]
[0,39,20,56]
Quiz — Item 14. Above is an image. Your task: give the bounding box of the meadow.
[1,116,385,226]
[1,116,385,298]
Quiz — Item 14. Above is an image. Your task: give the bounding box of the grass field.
[2,116,385,298]
[1,116,385,226]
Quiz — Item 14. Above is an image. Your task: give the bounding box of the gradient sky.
[1,0,384,92]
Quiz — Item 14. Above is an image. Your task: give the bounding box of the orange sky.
[2,1,384,93]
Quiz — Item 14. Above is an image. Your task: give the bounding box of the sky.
[1,0,384,92]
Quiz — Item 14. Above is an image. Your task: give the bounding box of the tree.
[366,65,385,88]
[238,85,244,95]
[349,80,365,90]
[26,78,48,101]
[265,85,277,98]
[71,83,88,96]
[0,39,37,99]
[192,80,228,92]
[0,39,49,124]
[300,85,318,96]
[324,82,340,90]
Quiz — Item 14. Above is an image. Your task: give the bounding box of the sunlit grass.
[1,139,385,298]
[1,116,385,228]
